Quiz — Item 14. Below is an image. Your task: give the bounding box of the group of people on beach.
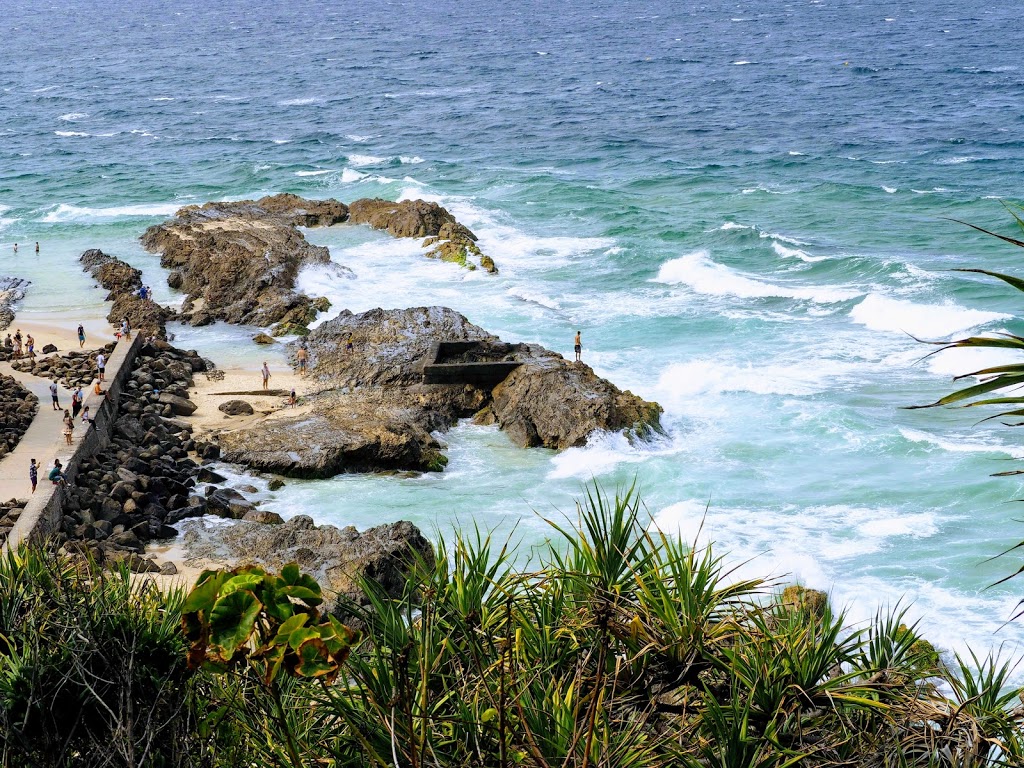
[3,329,37,359]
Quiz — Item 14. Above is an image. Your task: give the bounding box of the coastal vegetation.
[2,485,1023,767]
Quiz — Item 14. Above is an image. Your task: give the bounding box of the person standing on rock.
[96,351,106,382]
[574,331,582,362]
[346,333,354,354]
[77,323,86,348]
[296,345,309,375]
[49,381,60,411]
[25,333,35,358]
[29,459,38,494]
[261,361,271,391]
[71,386,83,419]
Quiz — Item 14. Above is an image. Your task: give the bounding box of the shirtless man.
[574,331,582,362]
[296,345,309,375]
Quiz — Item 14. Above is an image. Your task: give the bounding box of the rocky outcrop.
[216,387,456,478]
[11,344,116,388]
[0,276,30,332]
[206,307,661,477]
[177,515,434,612]
[80,249,172,339]
[348,198,496,272]
[140,194,345,332]
[0,374,38,459]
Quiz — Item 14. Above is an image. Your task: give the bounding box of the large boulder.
[215,388,452,478]
[488,359,664,449]
[348,198,496,272]
[179,515,434,612]
[140,195,345,331]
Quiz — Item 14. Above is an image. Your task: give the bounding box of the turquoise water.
[3,0,1024,665]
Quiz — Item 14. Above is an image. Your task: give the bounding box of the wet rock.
[242,509,284,525]
[252,333,276,344]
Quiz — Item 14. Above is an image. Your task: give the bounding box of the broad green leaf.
[293,637,338,679]
[272,613,309,646]
[183,571,230,615]
[220,572,265,598]
[209,589,263,656]
[280,562,301,585]
[288,626,322,651]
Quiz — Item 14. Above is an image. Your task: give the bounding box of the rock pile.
[0,499,26,547]
[210,307,662,478]
[0,373,38,458]
[56,342,260,572]
[80,249,172,339]
[11,344,116,388]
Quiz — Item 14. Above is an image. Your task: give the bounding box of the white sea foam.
[733,60,753,65]
[898,428,1012,455]
[507,288,561,310]
[54,130,89,137]
[937,156,978,165]
[341,169,367,183]
[278,97,320,106]
[654,358,859,401]
[294,169,333,177]
[788,151,805,156]
[771,241,827,262]
[547,429,681,480]
[883,186,897,193]
[849,294,1009,338]
[654,250,858,303]
[40,202,182,223]
[399,156,425,164]
[345,134,374,142]
[272,138,291,144]
[923,342,1022,377]
[150,96,175,102]
[719,222,751,231]
[348,154,386,167]
[58,112,87,121]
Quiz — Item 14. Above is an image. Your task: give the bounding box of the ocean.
[2,0,1024,667]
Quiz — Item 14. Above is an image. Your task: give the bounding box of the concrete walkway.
[0,362,77,502]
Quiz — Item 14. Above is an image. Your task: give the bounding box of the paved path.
[0,362,77,501]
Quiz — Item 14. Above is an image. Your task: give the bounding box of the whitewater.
[2,0,1024,671]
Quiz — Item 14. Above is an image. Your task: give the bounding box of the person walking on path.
[296,345,309,375]
[71,386,83,419]
[96,352,106,382]
[574,331,582,362]
[62,409,74,445]
[77,323,86,348]
[29,459,38,494]
[49,381,60,411]
[261,361,271,390]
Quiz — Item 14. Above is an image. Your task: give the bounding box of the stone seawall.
[2,333,144,553]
